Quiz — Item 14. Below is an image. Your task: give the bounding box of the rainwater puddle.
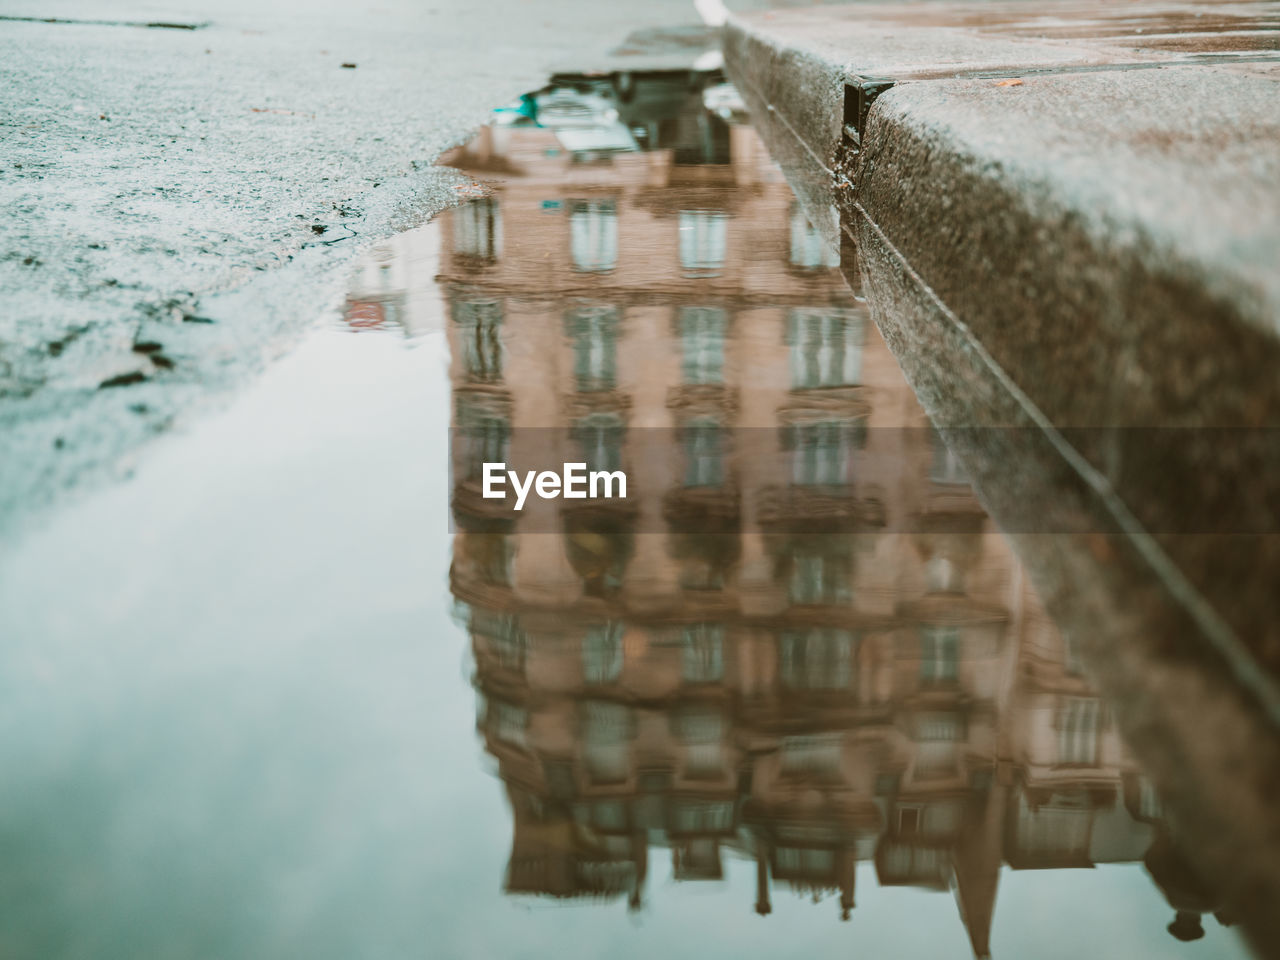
[0,69,1257,959]
[347,70,1256,958]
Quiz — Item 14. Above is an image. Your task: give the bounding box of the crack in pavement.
[0,16,208,30]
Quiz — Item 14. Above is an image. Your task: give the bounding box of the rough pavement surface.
[0,0,736,541]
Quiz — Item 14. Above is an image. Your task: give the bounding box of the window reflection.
[455,397,508,481]
[582,701,632,785]
[473,608,523,667]
[919,626,960,686]
[573,413,624,474]
[681,623,724,683]
[453,298,504,383]
[789,205,839,269]
[788,421,851,486]
[676,710,725,780]
[454,197,502,262]
[678,210,728,277]
[566,304,618,392]
[682,418,724,488]
[679,306,726,384]
[569,199,618,272]
[779,628,854,690]
[1059,697,1101,766]
[582,622,624,685]
[789,308,862,388]
[789,542,853,605]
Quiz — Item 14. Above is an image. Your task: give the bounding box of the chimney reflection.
[440,71,1207,956]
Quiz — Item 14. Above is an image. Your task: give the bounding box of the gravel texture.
[0,0,728,540]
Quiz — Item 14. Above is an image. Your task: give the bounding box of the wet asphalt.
[0,0,766,542]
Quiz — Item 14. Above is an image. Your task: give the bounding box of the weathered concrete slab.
[726,0,1280,265]
[725,3,1280,953]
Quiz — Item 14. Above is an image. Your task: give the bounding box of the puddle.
[0,67,1264,959]
[352,70,1257,957]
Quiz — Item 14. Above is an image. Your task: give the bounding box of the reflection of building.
[442,73,1168,960]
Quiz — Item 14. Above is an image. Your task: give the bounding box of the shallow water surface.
[0,70,1254,959]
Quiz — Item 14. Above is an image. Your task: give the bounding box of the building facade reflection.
[425,72,1221,958]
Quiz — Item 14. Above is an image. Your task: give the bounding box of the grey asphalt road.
[0,0,766,542]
